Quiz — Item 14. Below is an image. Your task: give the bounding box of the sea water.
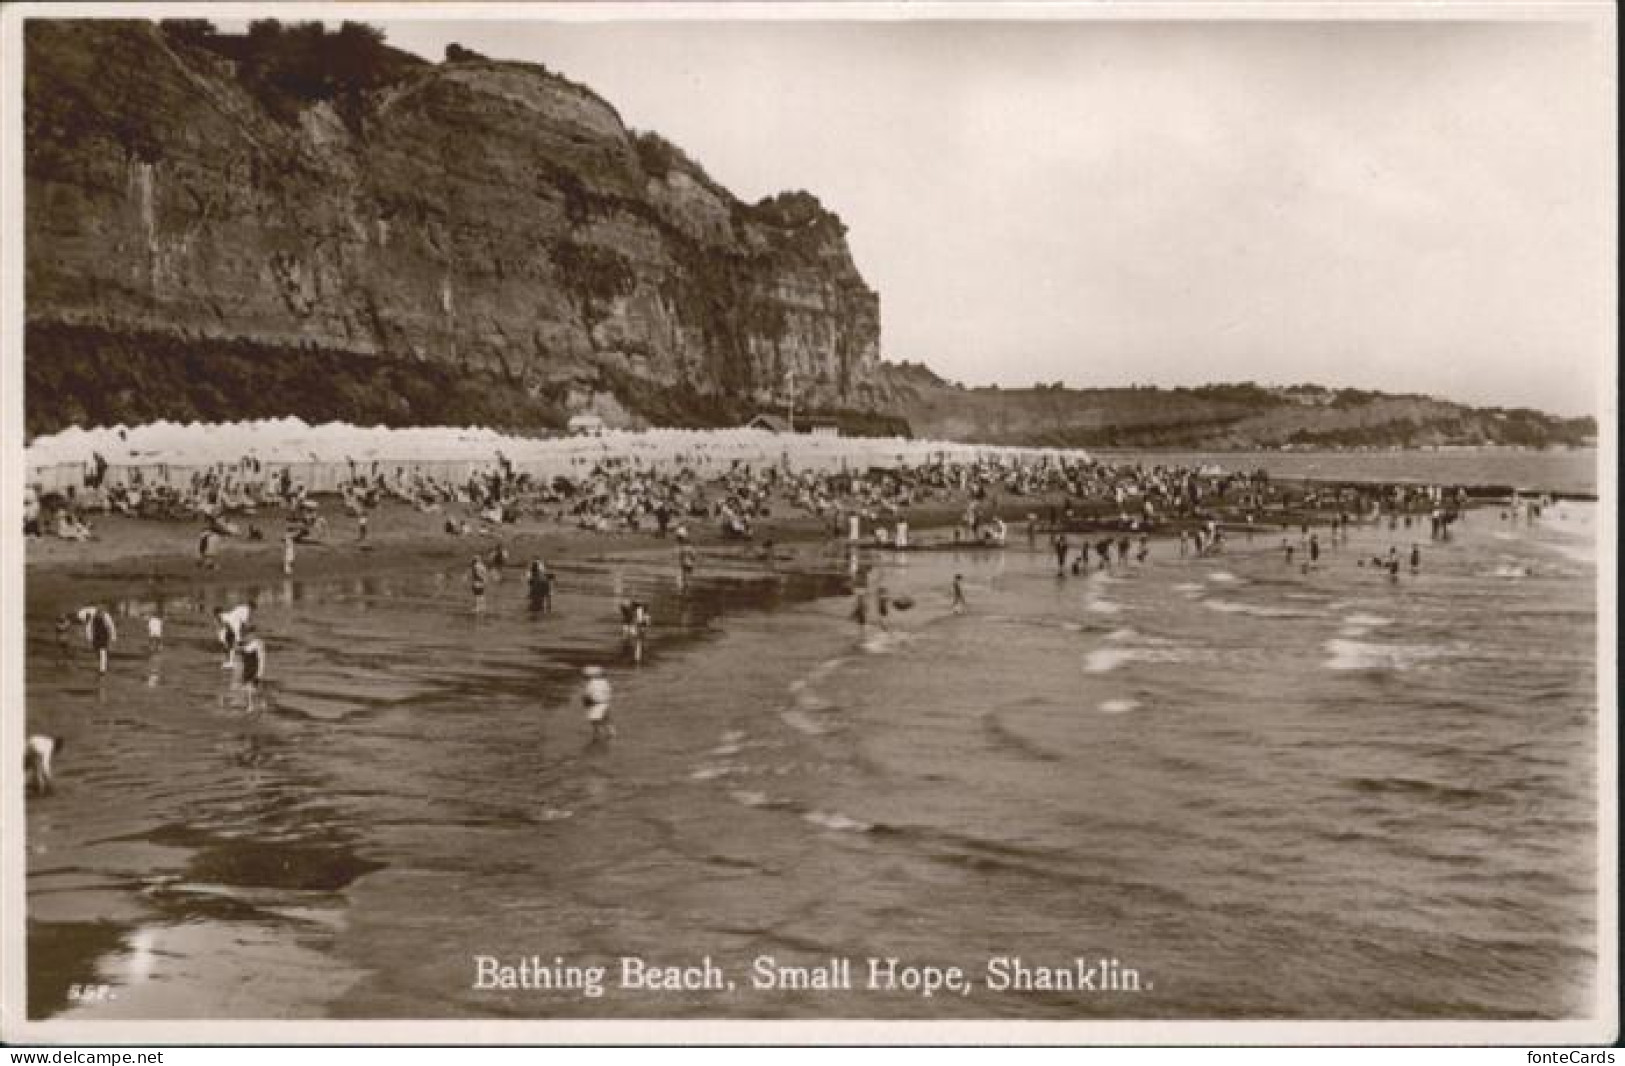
[24,503,1600,1020]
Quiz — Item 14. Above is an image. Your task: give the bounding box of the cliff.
[24,20,890,437]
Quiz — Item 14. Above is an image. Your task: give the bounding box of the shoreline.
[27,483,1579,611]
[25,444,1594,620]
[23,497,972,618]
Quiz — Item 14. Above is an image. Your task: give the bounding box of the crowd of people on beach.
[34,442,1537,788]
[27,445,1495,557]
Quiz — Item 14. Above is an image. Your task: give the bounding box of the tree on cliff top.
[750,190,839,230]
[162,18,423,129]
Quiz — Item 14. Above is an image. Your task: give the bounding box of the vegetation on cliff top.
[159,19,427,130]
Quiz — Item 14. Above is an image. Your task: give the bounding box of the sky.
[368,13,1612,417]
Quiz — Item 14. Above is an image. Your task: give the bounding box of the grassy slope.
[882,364,1595,449]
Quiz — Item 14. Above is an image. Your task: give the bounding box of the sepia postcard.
[1,0,1616,1047]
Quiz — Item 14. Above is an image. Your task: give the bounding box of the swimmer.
[951,574,968,614]
[1409,544,1421,574]
[281,532,296,576]
[583,666,614,741]
[146,613,164,651]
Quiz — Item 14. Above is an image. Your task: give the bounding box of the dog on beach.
[25,735,65,794]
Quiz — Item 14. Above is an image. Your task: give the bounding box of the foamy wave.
[1487,564,1531,579]
[1323,638,1445,671]
[1084,646,1190,673]
[1339,611,1394,638]
[690,765,737,782]
[729,789,773,808]
[804,810,871,832]
[780,709,833,736]
[1540,538,1596,566]
[1203,599,1317,619]
[809,657,848,681]
[1098,698,1141,714]
[1082,581,1125,615]
[861,631,911,654]
[1206,572,1242,585]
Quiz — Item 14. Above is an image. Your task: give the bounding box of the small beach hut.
[746,414,792,433]
[567,414,607,437]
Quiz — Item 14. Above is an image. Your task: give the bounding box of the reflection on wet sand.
[26,553,858,1019]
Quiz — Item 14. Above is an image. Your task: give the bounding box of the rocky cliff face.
[24,20,889,432]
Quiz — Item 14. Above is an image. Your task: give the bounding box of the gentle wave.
[1204,599,1319,620]
[1084,646,1195,673]
[1323,638,1447,671]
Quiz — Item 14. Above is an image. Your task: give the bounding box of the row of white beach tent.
[25,418,1090,494]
